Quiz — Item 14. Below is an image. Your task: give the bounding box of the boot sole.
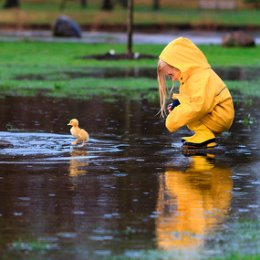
[181,137,191,143]
[182,138,217,149]
[181,145,225,157]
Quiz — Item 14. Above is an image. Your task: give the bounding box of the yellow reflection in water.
[156,155,233,251]
[69,148,89,177]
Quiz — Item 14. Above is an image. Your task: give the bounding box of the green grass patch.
[0,41,260,68]
[1,2,260,28]
[227,80,260,97]
[0,77,158,101]
[2,220,260,260]
[9,240,57,252]
[0,41,259,100]
[100,252,260,260]
[212,254,260,260]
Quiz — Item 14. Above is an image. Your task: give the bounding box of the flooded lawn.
[14,66,260,81]
[0,95,259,260]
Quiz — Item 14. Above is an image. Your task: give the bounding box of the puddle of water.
[0,95,260,260]
[14,66,260,81]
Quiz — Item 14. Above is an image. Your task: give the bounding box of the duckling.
[67,118,89,146]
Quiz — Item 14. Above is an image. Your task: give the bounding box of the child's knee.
[165,116,176,132]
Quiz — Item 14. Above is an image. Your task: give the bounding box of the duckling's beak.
[67,122,72,126]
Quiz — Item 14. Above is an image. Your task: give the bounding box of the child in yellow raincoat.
[157,37,234,148]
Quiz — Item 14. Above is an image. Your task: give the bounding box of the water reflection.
[0,96,259,260]
[69,148,89,177]
[156,155,233,251]
[14,67,260,81]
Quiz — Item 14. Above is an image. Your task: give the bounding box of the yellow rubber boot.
[181,135,193,143]
[183,123,217,148]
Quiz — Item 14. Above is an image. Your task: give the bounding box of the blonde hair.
[157,59,176,118]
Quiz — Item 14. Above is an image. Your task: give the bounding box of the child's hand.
[167,99,180,112]
[167,103,174,112]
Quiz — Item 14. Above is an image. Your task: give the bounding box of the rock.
[222,31,255,47]
[0,139,13,148]
[52,15,81,38]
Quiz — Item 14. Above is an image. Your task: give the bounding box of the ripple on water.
[56,232,77,239]
[0,131,126,164]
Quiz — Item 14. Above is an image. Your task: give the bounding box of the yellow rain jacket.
[160,37,234,133]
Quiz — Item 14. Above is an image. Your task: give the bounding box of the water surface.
[0,95,259,260]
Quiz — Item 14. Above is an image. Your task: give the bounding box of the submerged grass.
[2,220,260,260]
[227,80,260,97]
[0,41,259,100]
[99,220,260,260]
[101,253,260,260]
[0,77,157,101]
[213,255,260,260]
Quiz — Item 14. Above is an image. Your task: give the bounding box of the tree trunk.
[127,0,134,56]
[153,0,160,10]
[102,0,113,10]
[118,0,127,8]
[3,0,20,8]
[80,0,87,8]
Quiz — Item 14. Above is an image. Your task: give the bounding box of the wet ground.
[15,66,260,81]
[1,30,260,45]
[0,95,260,260]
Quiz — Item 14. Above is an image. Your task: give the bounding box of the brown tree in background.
[60,0,87,9]
[102,0,113,10]
[101,0,127,10]
[153,0,160,10]
[80,0,87,8]
[127,0,133,56]
[243,0,260,8]
[3,0,20,8]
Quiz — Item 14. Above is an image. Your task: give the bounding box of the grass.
[104,253,260,260]
[6,242,260,260]
[1,220,260,260]
[0,41,260,68]
[100,220,260,260]
[9,240,57,251]
[0,41,259,100]
[0,0,260,29]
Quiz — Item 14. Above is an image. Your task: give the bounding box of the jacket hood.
[159,37,210,73]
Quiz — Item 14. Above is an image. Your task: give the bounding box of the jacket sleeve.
[165,71,215,132]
